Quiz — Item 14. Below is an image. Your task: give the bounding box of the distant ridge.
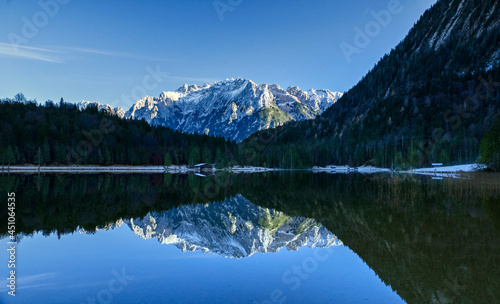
[77,79,342,142]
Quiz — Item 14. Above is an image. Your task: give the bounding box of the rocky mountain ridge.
[77,78,342,142]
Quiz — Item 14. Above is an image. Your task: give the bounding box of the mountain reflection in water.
[121,194,341,258]
[1,172,500,304]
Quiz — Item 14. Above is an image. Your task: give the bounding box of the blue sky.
[0,0,437,109]
[0,227,404,304]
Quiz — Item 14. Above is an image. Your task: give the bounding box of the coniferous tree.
[164,152,172,167]
[34,147,43,166]
[189,146,200,165]
[42,139,50,163]
[479,116,500,171]
[5,145,15,166]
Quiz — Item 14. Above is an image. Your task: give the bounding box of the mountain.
[124,78,342,142]
[245,0,500,169]
[77,101,126,118]
[121,195,341,258]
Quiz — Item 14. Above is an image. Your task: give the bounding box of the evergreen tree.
[42,139,50,163]
[5,145,15,165]
[13,145,20,164]
[479,116,500,171]
[104,148,112,165]
[189,146,200,165]
[97,149,104,165]
[202,146,212,163]
[34,147,43,166]
[164,152,172,167]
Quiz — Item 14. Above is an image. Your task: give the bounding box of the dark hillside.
[245,0,500,168]
[0,99,237,166]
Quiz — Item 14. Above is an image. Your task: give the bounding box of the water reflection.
[1,172,500,303]
[122,195,341,258]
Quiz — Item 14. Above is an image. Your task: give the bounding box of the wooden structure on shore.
[194,163,213,174]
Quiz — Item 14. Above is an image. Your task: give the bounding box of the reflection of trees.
[0,173,239,237]
[1,172,499,303]
[238,173,500,304]
[483,196,500,232]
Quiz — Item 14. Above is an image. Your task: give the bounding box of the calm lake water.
[0,172,499,304]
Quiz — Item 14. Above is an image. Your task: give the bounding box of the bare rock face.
[124,78,342,142]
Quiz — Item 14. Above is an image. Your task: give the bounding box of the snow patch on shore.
[311,166,390,173]
[409,164,481,173]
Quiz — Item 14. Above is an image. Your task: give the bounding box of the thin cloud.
[0,43,63,63]
[60,46,175,62]
[0,43,174,63]
[0,272,59,291]
[65,279,112,289]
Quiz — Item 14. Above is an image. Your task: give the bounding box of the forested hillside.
[244,0,500,169]
[0,98,237,166]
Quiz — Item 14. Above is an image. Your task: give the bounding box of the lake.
[1,172,499,304]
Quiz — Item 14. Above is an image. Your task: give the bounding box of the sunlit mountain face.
[78,78,342,142]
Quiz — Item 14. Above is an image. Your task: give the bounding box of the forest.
[1,89,499,171]
[242,67,500,169]
[0,95,239,167]
[242,0,500,170]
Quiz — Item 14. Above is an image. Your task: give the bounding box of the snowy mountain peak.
[77,101,126,118]
[176,83,203,94]
[124,78,342,142]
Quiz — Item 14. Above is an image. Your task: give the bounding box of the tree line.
[242,0,500,170]
[0,96,238,167]
[1,88,500,171]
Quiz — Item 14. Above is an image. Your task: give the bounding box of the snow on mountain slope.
[124,78,342,142]
[124,195,342,258]
[77,101,126,118]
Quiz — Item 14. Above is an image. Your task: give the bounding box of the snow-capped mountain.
[124,78,342,142]
[77,101,126,118]
[122,195,342,258]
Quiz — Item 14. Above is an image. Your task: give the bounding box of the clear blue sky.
[0,0,437,109]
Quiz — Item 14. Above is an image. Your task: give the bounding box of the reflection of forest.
[1,172,499,303]
[241,173,500,304]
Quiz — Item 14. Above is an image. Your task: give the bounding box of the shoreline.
[0,165,277,174]
[0,164,483,175]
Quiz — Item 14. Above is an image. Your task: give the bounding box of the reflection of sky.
[0,226,404,304]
